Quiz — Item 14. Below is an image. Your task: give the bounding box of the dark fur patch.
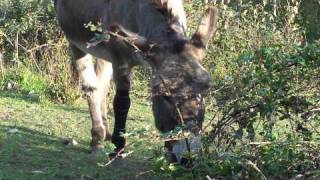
[191,34,206,49]
[112,90,131,150]
[172,38,187,53]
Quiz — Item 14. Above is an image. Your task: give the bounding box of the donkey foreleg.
[74,54,98,91]
[95,59,113,141]
[71,45,108,151]
[112,64,132,152]
[87,90,107,150]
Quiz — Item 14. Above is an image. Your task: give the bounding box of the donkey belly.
[55,0,142,65]
[55,0,107,40]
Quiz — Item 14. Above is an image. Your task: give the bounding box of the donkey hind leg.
[70,45,107,151]
[112,64,131,152]
[95,59,113,141]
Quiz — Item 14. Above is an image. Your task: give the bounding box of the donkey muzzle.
[169,136,202,164]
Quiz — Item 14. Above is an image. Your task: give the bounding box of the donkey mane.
[134,0,188,54]
[153,0,187,34]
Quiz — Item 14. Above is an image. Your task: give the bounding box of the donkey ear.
[110,24,151,52]
[191,7,219,50]
[183,7,218,61]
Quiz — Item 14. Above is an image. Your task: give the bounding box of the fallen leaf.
[8,128,19,134]
[32,170,44,174]
[80,175,96,180]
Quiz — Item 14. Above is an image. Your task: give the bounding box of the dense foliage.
[0,0,319,179]
[0,0,79,103]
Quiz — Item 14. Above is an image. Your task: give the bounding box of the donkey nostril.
[200,74,212,90]
[203,79,211,89]
[203,84,210,91]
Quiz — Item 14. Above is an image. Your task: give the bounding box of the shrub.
[152,1,320,179]
[0,0,81,104]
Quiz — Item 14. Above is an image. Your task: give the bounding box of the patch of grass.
[1,67,49,103]
[0,91,164,180]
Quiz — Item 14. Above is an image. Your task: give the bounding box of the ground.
[0,91,166,180]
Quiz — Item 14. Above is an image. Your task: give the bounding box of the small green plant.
[18,68,48,95]
[0,0,81,104]
[1,66,49,101]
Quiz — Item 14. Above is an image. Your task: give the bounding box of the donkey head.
[111,6,218,163]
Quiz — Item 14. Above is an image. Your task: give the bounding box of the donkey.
[53,0,218,162]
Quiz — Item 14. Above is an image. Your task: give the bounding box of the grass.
[0,91,165,180]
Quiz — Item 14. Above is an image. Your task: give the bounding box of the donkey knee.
[75,54,98,91]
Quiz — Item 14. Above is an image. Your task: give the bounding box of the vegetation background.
[0,0,319,179]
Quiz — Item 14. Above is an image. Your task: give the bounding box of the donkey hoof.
[90,144,105,153]
[108,148,125,159]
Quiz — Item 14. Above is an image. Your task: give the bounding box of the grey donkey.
[53,0,218,162]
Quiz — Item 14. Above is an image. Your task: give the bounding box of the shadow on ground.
[0,125,156,180]
[0,91,160,179]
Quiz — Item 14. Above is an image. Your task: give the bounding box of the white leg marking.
[90,61,113,136]
[75,54,98,90]
[98,61,113,88]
